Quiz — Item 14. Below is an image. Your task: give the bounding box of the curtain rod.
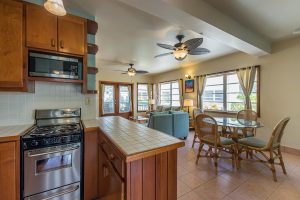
[194,65,260,78]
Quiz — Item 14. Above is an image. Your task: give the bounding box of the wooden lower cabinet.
[84,129,178,200]
[0,140,20,200]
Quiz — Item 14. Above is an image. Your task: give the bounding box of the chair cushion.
[220,137,234,146]
[238,137,266,148]
[201,135,234,146]
[238,137,281,149]
[171,106,182,111]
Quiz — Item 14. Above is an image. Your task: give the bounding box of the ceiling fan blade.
[154,52,173,58]
[121,72,128,74]
[157,43,176,50]
[136,70,149,74]
[184,38,203,50]
[189,48,210,55]
[113,70,128,73]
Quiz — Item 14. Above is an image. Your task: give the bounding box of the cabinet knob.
[60,40,64,48]
[51,39,56,47]
[108,153,115,160]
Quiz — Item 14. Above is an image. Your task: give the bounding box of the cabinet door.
[58,15,86,55]
[0,141,19,200]
[99,145,124,200]
[84,130,99,200]
[26,3,57,51]
[0,0,24,88]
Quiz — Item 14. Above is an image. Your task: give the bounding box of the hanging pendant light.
[44,0,67,16]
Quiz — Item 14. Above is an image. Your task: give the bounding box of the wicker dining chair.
[192,108,203,148]
[237,117,290,182]
[195,114,236,173]
[236,109,258,138]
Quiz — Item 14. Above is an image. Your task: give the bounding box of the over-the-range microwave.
[28,51,83,80]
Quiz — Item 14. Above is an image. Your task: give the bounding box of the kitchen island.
[83,116,185,200]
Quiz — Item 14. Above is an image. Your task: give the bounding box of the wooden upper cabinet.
[26,4,57,51]
[58,15,86,55]
[0,0,24,88]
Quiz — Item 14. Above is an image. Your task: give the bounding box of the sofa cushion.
[156,106,163,112]
[162,106,171,111]
[171,106,182,111]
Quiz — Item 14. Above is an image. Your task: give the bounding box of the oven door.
[24,143,81,197]
[24,182,80,200]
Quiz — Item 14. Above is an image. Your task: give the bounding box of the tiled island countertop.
[83,116,185,162]
[0,124,33,142]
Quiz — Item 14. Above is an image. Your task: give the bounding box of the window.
[160,81,181,106]
[202,69,259,113]
[137,83,149,111]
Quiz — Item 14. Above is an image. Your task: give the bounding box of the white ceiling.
[67,0,300,75]
[68,0,237,74]
[203,0,300,41]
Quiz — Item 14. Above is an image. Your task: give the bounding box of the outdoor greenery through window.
[202,70,258,112]
[160,81,180,106]
[137,83,149,111]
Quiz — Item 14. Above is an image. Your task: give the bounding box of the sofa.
[148,111,189,139]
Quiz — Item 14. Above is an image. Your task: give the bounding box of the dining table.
[210,117,264,140]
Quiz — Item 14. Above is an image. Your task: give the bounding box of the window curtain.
[128,85,133,112]
[178,79,183,107]
[196,75,206,109]
[100,84,105,115]
[147,84,152,101]
[156,83,161,106]
[236,66,256,109]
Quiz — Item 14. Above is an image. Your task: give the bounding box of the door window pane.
[103,85,115,114]
[119,85,131,113]
[137,83,149,111]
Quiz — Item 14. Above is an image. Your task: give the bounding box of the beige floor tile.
[177,179,192,198]
[179,172,207,189]
[177,131,300,200]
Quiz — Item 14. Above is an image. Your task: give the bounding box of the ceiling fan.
[114,64,149,77]
[155,34,210,61]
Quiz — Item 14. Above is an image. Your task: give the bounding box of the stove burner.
[28,124,81,138]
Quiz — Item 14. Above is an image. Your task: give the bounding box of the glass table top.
[207,117,263,128]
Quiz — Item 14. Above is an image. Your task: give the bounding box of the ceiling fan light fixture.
[44,0,67,16]
[173,49,188,61]
[127,68,136,77]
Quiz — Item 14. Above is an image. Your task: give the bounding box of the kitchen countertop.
[83,116,185,162]
[0,124,33,142]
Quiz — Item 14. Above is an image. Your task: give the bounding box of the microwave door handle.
[39,184,79,200]
[27,145,80,157]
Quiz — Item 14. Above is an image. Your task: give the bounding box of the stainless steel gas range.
[21,108,83,200]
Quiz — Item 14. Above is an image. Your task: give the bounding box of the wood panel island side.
[83,116,185,200]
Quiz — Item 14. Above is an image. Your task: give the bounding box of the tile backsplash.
[0,82,97,126]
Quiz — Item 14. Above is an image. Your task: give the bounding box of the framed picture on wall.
[185,79,194,93]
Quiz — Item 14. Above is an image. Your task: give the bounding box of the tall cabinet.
[0,0,25,90]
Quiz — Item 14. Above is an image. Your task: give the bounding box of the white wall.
[151,36,300,150]
[0,82,97,126]
[96,69,152,116]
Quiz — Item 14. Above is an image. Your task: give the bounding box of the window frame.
[159,80,181,107]
[137,83,151,112]
[201,67,260,117]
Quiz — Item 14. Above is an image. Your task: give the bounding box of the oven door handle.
[27,145,80,157]
[39,184,79,200]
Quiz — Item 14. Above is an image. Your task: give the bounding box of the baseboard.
[281,145,300,156]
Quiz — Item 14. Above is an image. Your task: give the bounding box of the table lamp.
[183,99,193,114]
[149,99,156,112]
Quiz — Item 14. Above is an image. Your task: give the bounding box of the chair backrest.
[193,108,203,119]
[267,117,290,148]
[237,109,258,122]
[195,114,219,145]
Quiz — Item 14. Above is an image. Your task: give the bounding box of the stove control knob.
[31,140,38,147]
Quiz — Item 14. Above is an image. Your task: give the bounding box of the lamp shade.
[149,99,156,105]
[183,99,193,107]
[44,0,67,16]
